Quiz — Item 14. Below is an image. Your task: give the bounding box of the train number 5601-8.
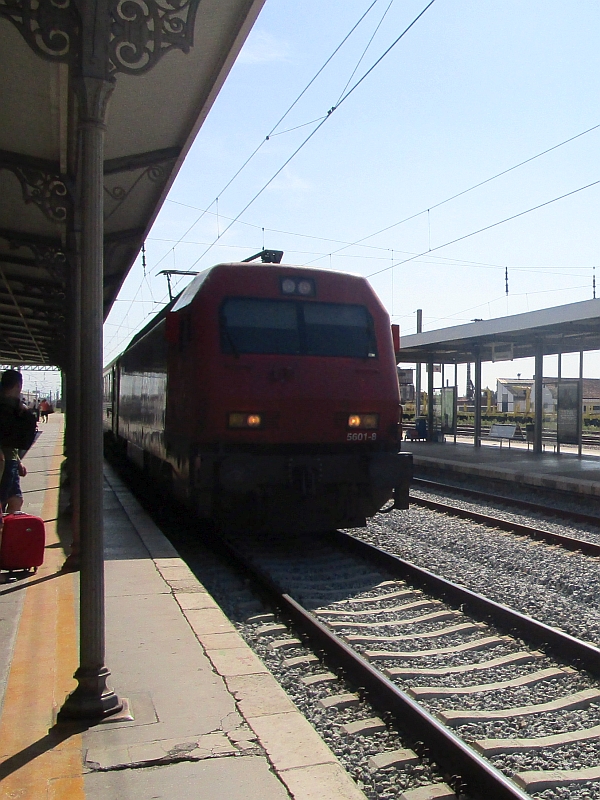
[346,432,377,441]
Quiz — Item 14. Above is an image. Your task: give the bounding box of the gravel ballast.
[350,496,600,797]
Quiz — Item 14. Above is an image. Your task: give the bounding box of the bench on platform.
[488,423,519,447]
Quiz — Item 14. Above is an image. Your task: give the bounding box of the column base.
[57,666,123,721]
[61,552,80,572]
[61,541,80,572]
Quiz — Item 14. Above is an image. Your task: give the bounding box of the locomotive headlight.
[279,276,316,296]
[228,412,263,428]
[297,279,313,296]
[347,414,379,429]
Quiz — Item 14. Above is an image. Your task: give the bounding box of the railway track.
[109,453,600,798]
[410,478,600,556]
[215,527,600,800]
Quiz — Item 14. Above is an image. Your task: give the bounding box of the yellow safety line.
[0,418,84,800]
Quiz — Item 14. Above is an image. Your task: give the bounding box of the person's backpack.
[0,401,37,452]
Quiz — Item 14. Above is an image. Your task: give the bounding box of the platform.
[0,415,366,800]
[406,438,600,498]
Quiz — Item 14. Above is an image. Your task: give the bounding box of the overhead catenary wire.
[366,177,600,278]
[146,235,598,278]
[335,0,396,105]
[164,117,600,274]
[185,0,439,272]
[106,5,600,361]
[301,120,600,267]
[148,0,384,277]
[423,282,593,328]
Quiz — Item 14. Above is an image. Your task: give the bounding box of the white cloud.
[237,30,291,65]
[269,167,311,193]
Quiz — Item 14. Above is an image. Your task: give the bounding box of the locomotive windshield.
[221,298,377,358]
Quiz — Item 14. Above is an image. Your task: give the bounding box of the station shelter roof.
[0,0,265,366]
[397,298,600,365]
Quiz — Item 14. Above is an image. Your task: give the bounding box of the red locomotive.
[103,255,412,531]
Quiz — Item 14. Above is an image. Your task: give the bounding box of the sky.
[103,0,600,394]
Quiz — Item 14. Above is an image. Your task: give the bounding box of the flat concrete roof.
[397,297,600,364]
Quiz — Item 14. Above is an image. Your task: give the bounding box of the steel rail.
[217,534,532,800]
[413,476,600,527]
[409,490,600,557]
[332,529,600,675]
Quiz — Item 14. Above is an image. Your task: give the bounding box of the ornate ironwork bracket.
[0,230,68,284]
[0,0,79,62]
[2,0,201,75]
[3,164,71,224]
[28,242,68,283]
[108,0,201,75]
[104,160,174,219]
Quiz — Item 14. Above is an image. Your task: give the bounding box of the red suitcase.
[0,512,45,572]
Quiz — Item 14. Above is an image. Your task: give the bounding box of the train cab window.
[222,298,300,355]
[221,298,377,358]
[303,303,377,358]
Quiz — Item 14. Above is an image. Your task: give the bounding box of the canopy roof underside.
[0,0,264,366]
[397,298,600,364]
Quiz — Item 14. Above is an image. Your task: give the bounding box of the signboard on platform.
[492,342,514,362]
[432,387,456,435]
[557,380,581,445]
[441,387,456,434]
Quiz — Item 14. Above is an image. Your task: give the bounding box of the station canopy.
[397,298,600,364]
[0,0,265,366]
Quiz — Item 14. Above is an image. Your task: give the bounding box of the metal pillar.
[441,363,445,442]
[579,351,584,457]
[63,241,81,571]
[534,348,543,454]
[58,76,122,721]
[427,360,434,441]
[415,309,422,417]
[474,351,481,448]
[556,353,561,455]
[454,363,458,444]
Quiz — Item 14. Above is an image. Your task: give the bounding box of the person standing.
[39,398,50,423]
[0,371,35,512]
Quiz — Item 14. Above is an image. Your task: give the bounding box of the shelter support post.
[58,77,122,721]
[534,348,543,454]
[63,240,81,572]
[441,363,445,441]
[474,350,481,448]
[454,363,458,444]
[556,353,561,455]
[579,351,584,457]
[415,309,422,417]
[427,360,434,441]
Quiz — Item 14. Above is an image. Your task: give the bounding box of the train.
[103,255,412,531]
